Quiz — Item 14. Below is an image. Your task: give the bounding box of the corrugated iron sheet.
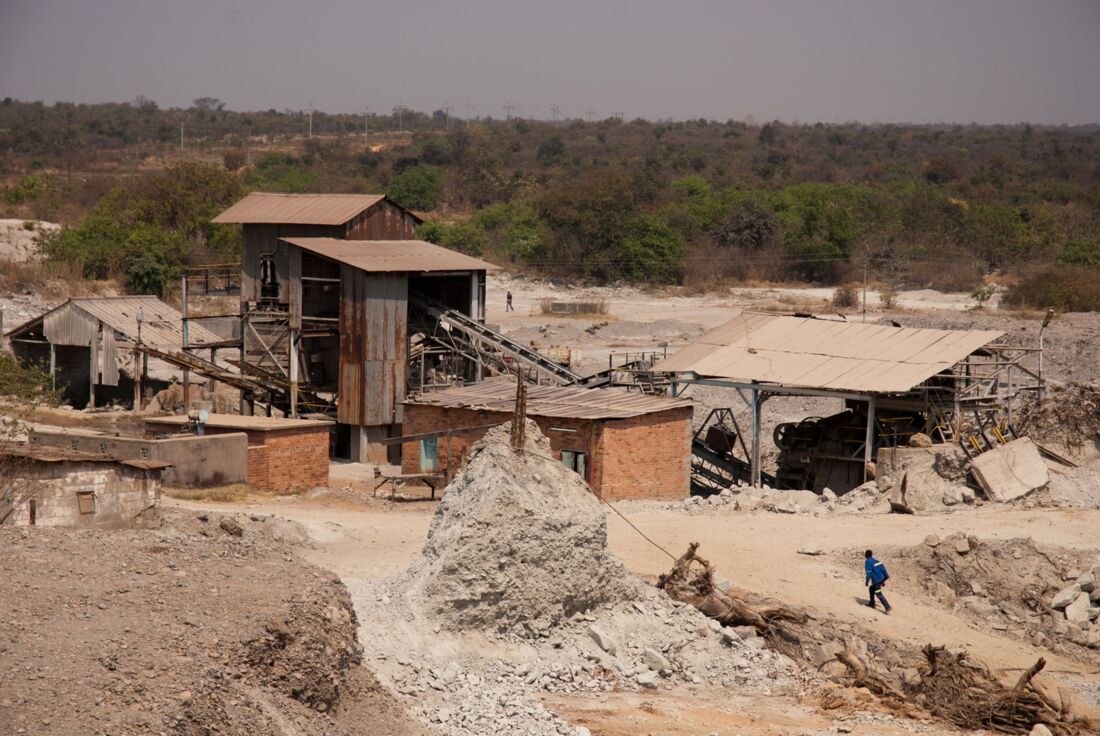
[212,192,387,225]
[281,237,499,273]
[654,312,1003,394]
[337,269,408,426]
[405,382,693,420]
[0,444,171,470]
[10,297,221,352]
[100,328,119,386]
[71,296,221,349]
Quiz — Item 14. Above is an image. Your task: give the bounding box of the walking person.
[864,549,892,613]
[506,291,514,312]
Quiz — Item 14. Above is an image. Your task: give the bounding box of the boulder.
[1051,584,1081,610]
[954,536,971,555]
[908,433,933,448]
[641,648,670,672]
[961,595,998,617]
[1064,593,1092,624]
[588,626,618,656]
[635,670,659,689]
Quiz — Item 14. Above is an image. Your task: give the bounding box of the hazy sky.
[2,0,1099,124]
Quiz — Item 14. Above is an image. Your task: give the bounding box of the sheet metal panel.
[42,302,98,346]
[655,313,1002,394]
[100,328,119,386]
[71,296,221,349]
[213,192,387,225]
[405,382,693,420]
[281,237,499,273]
[337,269,408,426]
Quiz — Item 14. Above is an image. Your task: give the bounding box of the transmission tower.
[550,104,560,121]
[503,100,516,120]
[584,107,595,122]
[441,100,453,129]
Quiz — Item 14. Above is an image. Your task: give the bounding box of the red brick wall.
[244,427,329,492]
[592,408,691,500]
[400,404,691,500]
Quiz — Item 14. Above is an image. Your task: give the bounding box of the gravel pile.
[356,419,789,736]
[404,419,640,635]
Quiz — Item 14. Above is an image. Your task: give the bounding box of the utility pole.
[584,107,595,122]
[176,112,189,156]
[463,102,475,126]
[549,104,560,121]
[503,100,516,121]
[362,105,371,146]
[306,101,315,139]
[613,111,624,122]
[396,99,405,131]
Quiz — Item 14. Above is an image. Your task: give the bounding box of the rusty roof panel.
[212,192,388,225]
[281,237,499,273]
[9,296,220,350]
[655,312,1003,394]
[404,381,693,420]
[0,444,171,469]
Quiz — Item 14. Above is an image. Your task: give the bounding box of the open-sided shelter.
[655,312,1034,494]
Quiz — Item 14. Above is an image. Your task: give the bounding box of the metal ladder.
[410,292,583,385]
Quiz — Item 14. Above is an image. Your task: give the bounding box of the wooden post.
[49,344,56,391]
[289,327,299,418]
[239,309,248,415]
[88,330,98,409]
[181,275,191,412]
[864,394,876,484]
[133,341,142,412]
[511,370,527,452]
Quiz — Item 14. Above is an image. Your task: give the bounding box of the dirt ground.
[0,508,426,736]
[165,491,1100,735]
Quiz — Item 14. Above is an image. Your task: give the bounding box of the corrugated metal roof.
[654,312,1003,394]
[212,192,388,225]
[7,297,221,350]
[404,381,693,420]
[281,237,499,273]
[71,296,222,349]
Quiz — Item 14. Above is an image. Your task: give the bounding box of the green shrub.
[387,164,441,211]
[0,354,57,404]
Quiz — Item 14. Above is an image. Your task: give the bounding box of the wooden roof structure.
[212,192,421,226]
[404,381,693,420]
[655,312,1003,394]
[281,237,499,273]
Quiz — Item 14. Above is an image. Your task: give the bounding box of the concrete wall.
[144,420,330,493]
[3,460,160,529]
[30,428,247,488]
[400,404,693,500]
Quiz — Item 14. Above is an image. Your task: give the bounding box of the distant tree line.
[2,99,1099,308]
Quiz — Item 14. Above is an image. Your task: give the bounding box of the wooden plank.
[287,246,302,329]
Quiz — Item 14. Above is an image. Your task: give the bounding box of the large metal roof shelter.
[654,312,1019,487]
[212,192,421,226]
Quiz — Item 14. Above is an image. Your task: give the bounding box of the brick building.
[401,383,694,501]
[144,415,330,493]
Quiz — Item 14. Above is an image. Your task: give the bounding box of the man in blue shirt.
[864,549,892,613]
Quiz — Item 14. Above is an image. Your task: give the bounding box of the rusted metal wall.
[338,267,408,426]
[242,224,343,304]
[345,201,420,241]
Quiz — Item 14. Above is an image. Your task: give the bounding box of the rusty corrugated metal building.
[214,193,496,463]
[5,297,221,409]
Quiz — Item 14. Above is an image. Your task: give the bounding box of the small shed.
[401,382,694,501]
[5,296,221,409]
[0,445,166,528]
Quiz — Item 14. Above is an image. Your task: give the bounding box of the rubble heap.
[1015,383,1100,455]
[405,419,640,635]
[895,534,1100,651]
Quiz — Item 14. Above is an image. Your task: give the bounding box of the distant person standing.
[506,291,514,312]
[864,549,892,613]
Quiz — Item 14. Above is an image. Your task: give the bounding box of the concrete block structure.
[0,447,165,528]
[29,426,248,488]
[143,415,330,493]
[401,383,694,501]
